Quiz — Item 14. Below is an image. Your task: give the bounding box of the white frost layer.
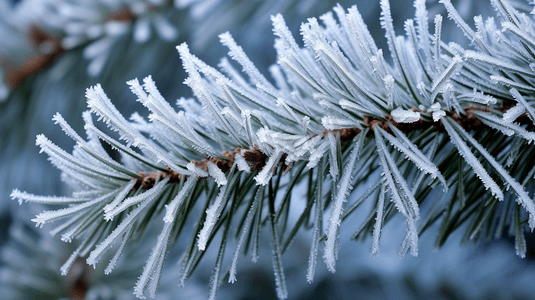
[207,161,227,186]
[391,107,421,123]
[429,102,446,122]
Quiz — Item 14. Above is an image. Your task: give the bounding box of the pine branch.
[9,0,535,298]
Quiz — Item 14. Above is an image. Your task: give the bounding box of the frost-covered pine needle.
[134,222,173,299]
[9,0,535,298]
[307,161,325,284]
[323,133,365,272]
[443,118,504,201]
[371,184,386,257]
[228,186,264,283]
[446,119,535,228]
[198,170,239,251]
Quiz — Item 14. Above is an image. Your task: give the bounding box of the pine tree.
[2,0,535,299]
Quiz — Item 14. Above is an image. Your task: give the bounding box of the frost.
[440,0,490,53]
[134,222,173,299]
[254,149,283,186]
[307,140,329,169]
[414,0,431,65]
[384,74,396,108]
[207,161,228,186]
[446,119,535,230]
[428,102,446,122]
[60,244,83,276]
[465,51,532,76]
[36,134,129,186]
[105,178,169,221]
[442,119,504,201]
[429,102,441,111]
[10,0,535,298]
[503,105,525,124]
[430,56,463,101]
[186,162,209,177]
[375,130,419,256]
[433,14,443,74]
[103,180,137,214]
[105,225,134,275]
[234,153,251,173]
[474,111,535,143]
[198,184,229,251]
[220,31,274,90]
[321,116,358,130]
[346,5,377,59]
[323,134,364,272]
[163,176,197,223]
[11,189,91,205]
[510,88,535,124]
[380,126,446,188]
[506,138,524,167]
[371,184,386,257]
[229,186,264,283]
[87,193,160,267]
[85,84,138,146]
[327,132,339,180]
[391,107,421,123]
[306,167,324,283]
[380,0,401,73]
[417,82,430,103]
[32,195,110,227]
[457,90,497,105]
[269,205,288,300]
[490,75,535,93]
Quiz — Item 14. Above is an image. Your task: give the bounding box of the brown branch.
[133,103,531,190]
[105,7,137,22]
[1,2,174,91]
[132,99,534,191]
[325,127,362,143]
[133,166,183,191]
[1,26,64,89]
[362,104,525,136]
[106,0,175,22]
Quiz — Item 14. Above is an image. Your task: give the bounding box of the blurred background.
[0,0,534,299]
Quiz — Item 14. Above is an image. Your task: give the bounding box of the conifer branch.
[9,0,535,298]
